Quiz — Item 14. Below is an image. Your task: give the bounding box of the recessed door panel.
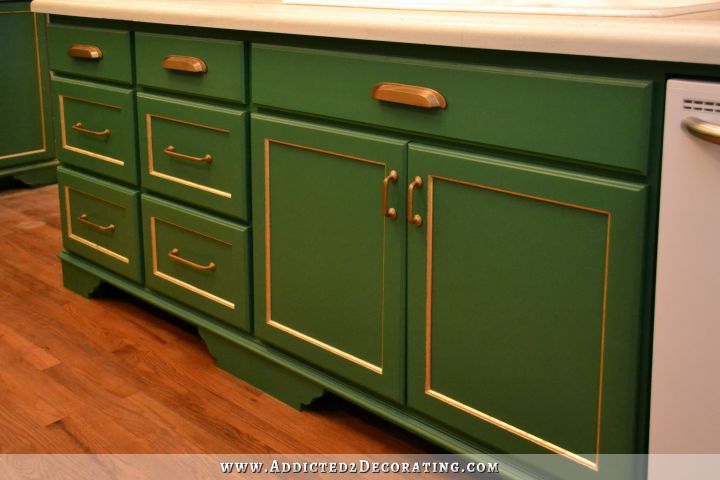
[407,143,648,478]
[252,114,406,401]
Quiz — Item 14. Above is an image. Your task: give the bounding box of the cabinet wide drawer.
[135,33,246,104]
[47,24,132,84]
[53,76,137,185]
[253,44,654,173]
[137,93,249,220]
[58,166,142,283]
[142,194,251,331]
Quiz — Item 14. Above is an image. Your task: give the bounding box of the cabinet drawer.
[47,24,132,84]
[58,166,142,283]
[136,33,246,104]
[142,194,251,331]
[253,44,653,173]
[138,93,249,220]
[53,76,137,185]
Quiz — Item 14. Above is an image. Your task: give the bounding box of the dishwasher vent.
[683,98,720,113]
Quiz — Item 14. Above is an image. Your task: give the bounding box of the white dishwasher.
[649,79,720,475]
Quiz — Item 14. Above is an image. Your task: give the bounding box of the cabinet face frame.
[0,10,50,165]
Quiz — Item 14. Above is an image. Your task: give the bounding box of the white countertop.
[31,0,720,65]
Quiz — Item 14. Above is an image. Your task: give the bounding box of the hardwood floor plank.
[0,185,439,455]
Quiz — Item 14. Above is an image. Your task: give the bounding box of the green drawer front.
[53,76,137,185]
[138,93,249,220]
[142,194,251,331]
[253,44,653,174]
[135,33,246,104]
[58,166,142,283]
[47,24,132,84]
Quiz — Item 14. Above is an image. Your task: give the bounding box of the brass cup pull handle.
[407,176,423,227]
[168,248,216,271]
[164,146,212,164]
[72,122,111,138]
[161,55,207,73]
[682,116,720,145]
[371,82,447,109]
[68,44,103,59]
[382,170,398,220]
[78,214,115,233]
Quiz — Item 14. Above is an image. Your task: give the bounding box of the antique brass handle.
[371,82,446,109]
[72,122,111,137]
[407,176,423,227]
[164,145,212,163]
[382,170,398,220]
[168,248,216,271]
[682,116,720,145]
[78,214,115,232]
[161,55,207,73]
[68,44,103,59]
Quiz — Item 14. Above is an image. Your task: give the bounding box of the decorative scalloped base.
[61,257,105,298]
[200,329,326,411]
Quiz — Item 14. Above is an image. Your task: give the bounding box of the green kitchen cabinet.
[52,76,137,186]
[405,144,647,478]
[142,194,252,332]
[251,114,649,477]
[0,2,56,186]
[58,165,143,283]
[45,14,690,480]
[137,93,249,220]
[251,114,407,402]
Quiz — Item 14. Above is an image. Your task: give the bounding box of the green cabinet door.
[0,5,54,170]
[406,144,648,479]
[252,114,407,402]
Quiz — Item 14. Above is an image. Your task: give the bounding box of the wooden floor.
[0,183,439,454]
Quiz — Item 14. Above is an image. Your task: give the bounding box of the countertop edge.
[30,0,720,65]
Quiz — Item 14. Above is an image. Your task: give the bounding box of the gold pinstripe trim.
[150,216,235,310]
[0,12,47,161]
[425,174,611,471]
[63,186,129,264]
[146,113,233,198]
[264,138,386,375]
[59,95,125,166]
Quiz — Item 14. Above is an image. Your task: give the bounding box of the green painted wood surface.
[200,328,326,410]
[406,144,647,478]
[47,24,133,84]
[252,114,407,402]
[135,32,246,104]
[10,160,59,187]
[52,76,138,185]
[58,165,143,283]
[0,7,55,169]
[141,194,251,332]
[61,256,105,298]
[252,44,654,174]
[137,93,249,220]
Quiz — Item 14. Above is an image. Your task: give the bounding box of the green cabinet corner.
[0,2,56,186]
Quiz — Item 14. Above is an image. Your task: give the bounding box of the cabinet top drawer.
[135,33,246,104]
[252,44,654,174]
[48,24,132,84]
